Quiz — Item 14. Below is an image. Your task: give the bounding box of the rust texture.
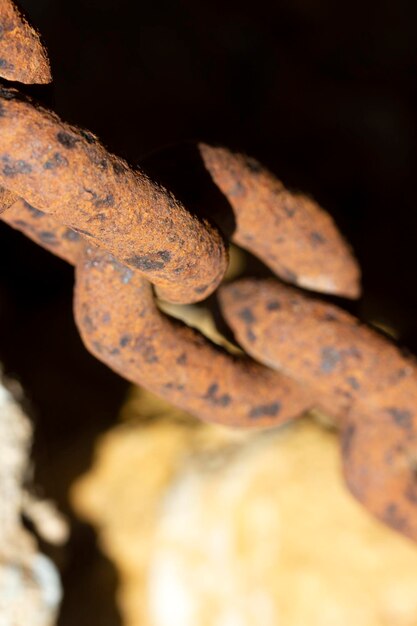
[2,197,83,265]
[0,0,51,84]
[220,278,417,541]
[0,0,51,216]
[1,0,417,543]
[0,183,14,213]
[0,89,228,304]
[75,247,313,428]
[199,143,361,299]
[2,202,313,428]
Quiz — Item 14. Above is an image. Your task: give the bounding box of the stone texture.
[0,376,64,626]
[72,389,417,626]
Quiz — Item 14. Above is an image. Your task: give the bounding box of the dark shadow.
[141,142,237,239]
[0,226,125,626]
[57,523,122,626]
[3,0,417,621]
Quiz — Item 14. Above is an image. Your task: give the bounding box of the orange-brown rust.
[0,184,14,212]
[2,109,416,543]
[2,196,81,264]
[74,247,313,428]
[220,279,414,418]
[199,144,361,299]
[0,89,228,304]
[1,204,312,427]
[342,413,417,542]
[2,0,417,544]
[220,278,417,539]
[0,0,51,218]
[0,0,51,84]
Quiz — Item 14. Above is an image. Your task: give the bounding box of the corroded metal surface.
[2,198,81,264]
[3,202,313,428]
[1,0,417,544]
[220,278,417,540]
[75,247,313,428]
[199,144,360,299]
[219,279,412,419]
[0,184,14,213]
[0,0,51,84]
[0,89,228,304]
[342,414,417,543]
[0,0,51,218]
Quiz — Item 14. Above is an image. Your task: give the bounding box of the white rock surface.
[0,377,63,626]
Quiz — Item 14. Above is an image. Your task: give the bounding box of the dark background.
[1,1,417,624]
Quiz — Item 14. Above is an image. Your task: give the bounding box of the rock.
[72,389,417,626]
[0,376,65,626]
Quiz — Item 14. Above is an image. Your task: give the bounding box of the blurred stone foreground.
[72,387,417,626]
[0,375,66,626]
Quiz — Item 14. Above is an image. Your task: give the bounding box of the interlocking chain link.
[1,0,416,543]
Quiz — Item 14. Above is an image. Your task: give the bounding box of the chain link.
[1,0,416,543]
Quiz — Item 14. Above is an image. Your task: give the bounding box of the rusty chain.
[1,0,417,543]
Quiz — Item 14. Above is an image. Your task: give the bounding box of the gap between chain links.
[1,0,417,544]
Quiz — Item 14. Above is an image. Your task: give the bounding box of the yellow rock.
[72,389,417,626]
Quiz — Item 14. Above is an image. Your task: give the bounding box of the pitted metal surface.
[2,0,417,543]
[0,0,51,84]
